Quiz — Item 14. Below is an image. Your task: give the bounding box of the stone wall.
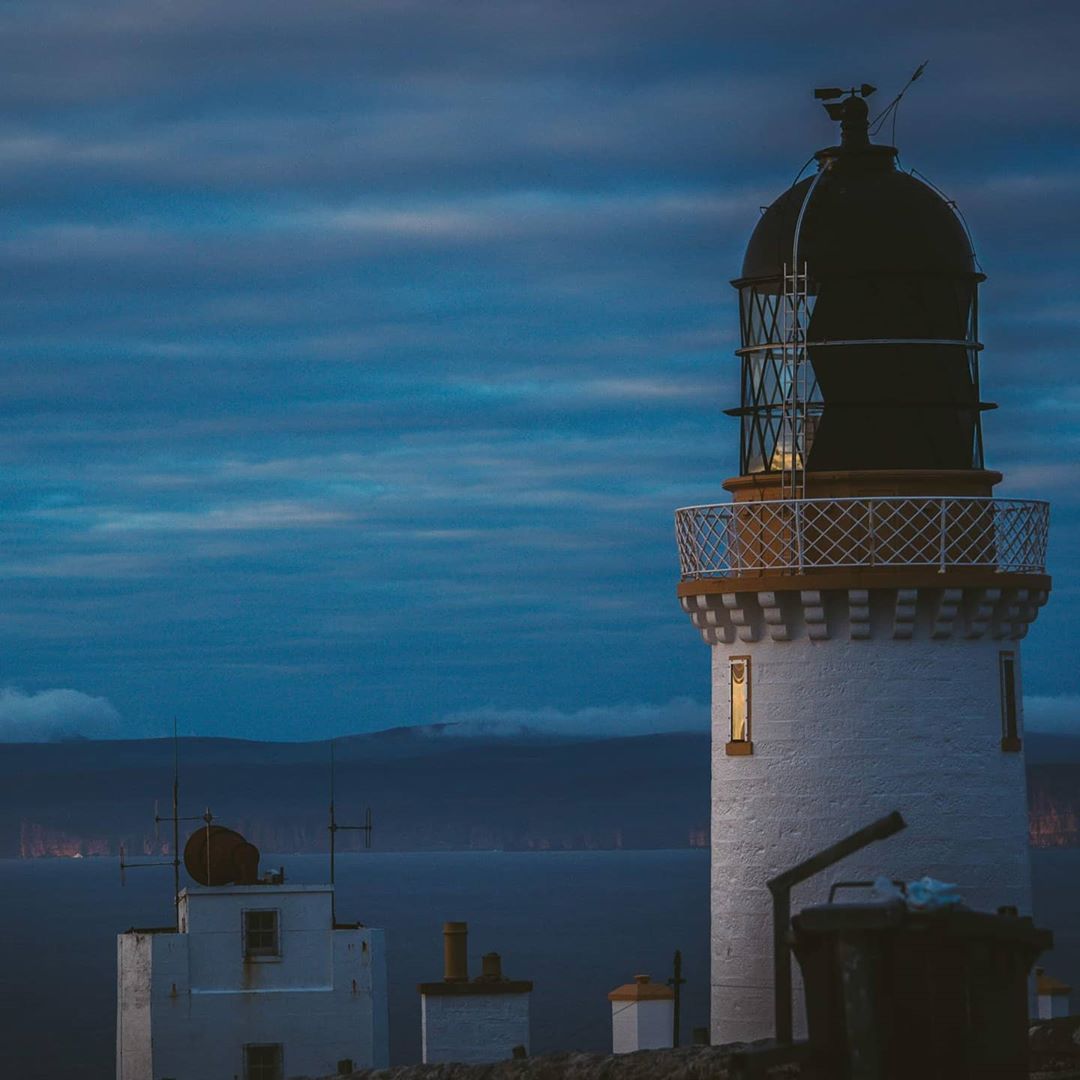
[316,1045,807,1079]
[309,1022,1080,1080]
[421,991,530,1064]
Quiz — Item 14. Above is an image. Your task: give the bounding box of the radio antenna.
[327,738,374,927]
[118,718,214,931]
[869,61,929,147]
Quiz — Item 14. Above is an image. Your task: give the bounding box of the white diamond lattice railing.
[675,497,1049,580]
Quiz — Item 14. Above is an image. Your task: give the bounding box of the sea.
[0,848,1076,1079]
[0,849,709,1078]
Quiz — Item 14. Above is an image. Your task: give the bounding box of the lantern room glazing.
[728,93,992,480]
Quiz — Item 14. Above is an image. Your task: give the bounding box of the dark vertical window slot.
[1000,652,1021,752]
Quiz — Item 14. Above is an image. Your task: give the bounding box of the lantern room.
[728,90,990,484]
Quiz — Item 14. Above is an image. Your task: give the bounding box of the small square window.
[244,1043,283,1080]
[243,910,280,959]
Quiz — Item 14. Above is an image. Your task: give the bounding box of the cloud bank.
[0,687,122,742]
[439,698,708,739]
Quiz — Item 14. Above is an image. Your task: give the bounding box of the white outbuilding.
[609,974,674,1054]
[419,921,532,1064]
[116,881,388,1080]
[1036,969,1072,1020]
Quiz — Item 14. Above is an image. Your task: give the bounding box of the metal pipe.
[766,810,906,1044]
[668,949,685,1047]
[329,740,336,927]
[172,720,180,930]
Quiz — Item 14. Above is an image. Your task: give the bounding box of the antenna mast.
[327,738,374,927]
[171,717,180,923]
[119,718,213,931]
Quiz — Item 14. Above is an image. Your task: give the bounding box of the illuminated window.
[244,1044,283,1080]
[243,909,280,958]
[727,656,753,756]
[1000,652,1021,752]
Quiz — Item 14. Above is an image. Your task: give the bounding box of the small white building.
[117,883,388,1080]
[1036,969,1072,1020]
[609,974,674,1054]
[419,922,531,1064]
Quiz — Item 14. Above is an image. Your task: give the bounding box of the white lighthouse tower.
[674,88,1051,1044]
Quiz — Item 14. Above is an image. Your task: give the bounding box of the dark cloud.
[1,0,1078,739]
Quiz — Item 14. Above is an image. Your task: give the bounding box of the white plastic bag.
[871,876,905,902]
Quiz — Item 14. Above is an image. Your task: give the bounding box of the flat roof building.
[117,882,388,1080]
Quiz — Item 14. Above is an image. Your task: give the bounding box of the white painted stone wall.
[705,587,1034,1045]
[421,992,530,1064]
[116,933,154,1080]
[117,884,388,1080]
[611,999,674,1054]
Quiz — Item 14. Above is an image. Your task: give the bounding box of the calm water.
[1031,849,1080,992]
[2,848,1076,1079]
[0,850,709,1078]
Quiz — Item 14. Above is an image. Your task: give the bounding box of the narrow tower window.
[727,656,753,756]
[1000,652,1021,752]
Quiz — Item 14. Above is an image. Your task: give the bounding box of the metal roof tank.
[732,93,989,475]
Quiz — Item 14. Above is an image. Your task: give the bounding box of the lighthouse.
[674,87,1051,1044]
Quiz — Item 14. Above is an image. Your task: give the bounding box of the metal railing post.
[727,507,739,575]
[772,887,793,1044]
[938,499,947,572]
[795,502,804,573]
[868,500,876,567]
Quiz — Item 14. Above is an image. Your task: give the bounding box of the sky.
[1,0,1078,742]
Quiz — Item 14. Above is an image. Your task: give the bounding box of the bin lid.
[794,900,906,933]
[793,902,1052,950]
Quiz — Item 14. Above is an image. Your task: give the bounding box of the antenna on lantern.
[869,62,930,144]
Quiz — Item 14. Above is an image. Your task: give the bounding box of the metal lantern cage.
[727,95,990,497]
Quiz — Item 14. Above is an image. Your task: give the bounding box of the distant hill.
[1,726,711,858]
[2,725,1076,858]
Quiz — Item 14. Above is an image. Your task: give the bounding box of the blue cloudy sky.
[1,0,1078,741]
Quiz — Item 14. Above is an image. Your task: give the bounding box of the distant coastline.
[2,726,1076,857]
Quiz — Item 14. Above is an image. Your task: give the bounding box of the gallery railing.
[675,497,1049,580]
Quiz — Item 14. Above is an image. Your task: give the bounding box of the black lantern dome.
[731,91,989,477]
